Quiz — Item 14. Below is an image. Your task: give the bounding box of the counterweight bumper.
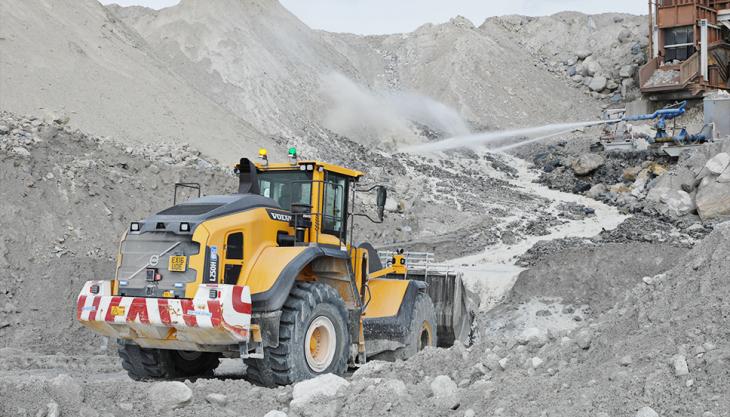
[76,281,252,351]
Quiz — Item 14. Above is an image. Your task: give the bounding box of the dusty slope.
[510,242,686,314]
[327,16,600,130]
[0,0,268,163]
[113,0,362,138]
[111,1,602,143]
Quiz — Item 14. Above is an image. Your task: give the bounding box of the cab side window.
[323,174,348,237]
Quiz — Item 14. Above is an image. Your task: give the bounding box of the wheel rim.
[304,316,337,373]
[418,321,433,351]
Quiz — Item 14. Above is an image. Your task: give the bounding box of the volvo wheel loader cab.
[76,149,471,386]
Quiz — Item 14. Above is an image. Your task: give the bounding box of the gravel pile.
[0,111,238,354]
[485,12,648,103]
[1,118,726,416]
[111,1,601,143]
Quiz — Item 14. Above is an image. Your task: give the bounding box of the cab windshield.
[257,170,312,211]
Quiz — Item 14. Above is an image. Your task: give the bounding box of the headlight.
[130,222,141,232]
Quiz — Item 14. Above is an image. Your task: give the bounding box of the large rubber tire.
[245,282,350,386]
[393,293,438,360]
[117,342,220,381]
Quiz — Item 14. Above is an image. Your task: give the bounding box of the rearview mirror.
[376,186,387,221]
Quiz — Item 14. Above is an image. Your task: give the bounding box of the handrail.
[679,52,701,84]
[640,56,662,87]
[377,251,457,278]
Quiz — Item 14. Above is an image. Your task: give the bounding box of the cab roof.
[256,160,364,179]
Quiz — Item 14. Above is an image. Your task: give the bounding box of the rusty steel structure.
[641,0,730,99]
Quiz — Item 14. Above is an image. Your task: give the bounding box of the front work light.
[180,222,190,232]
[130,222,141,232]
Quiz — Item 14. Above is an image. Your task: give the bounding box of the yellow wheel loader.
[76,149,473,386]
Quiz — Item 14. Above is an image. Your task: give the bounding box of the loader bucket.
[378,251,477,347]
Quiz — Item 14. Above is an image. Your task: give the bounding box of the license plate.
[111,306,125,317]
[169,255,187,272]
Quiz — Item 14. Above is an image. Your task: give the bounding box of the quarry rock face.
[486,12,646,101]
[110,0,599,147]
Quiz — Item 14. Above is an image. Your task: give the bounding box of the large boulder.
[660,190,695,216]
[718,166,730,183]
[575,328,593,350]
[291,374,349,406]
[571,154,605,176]
[696,180,730,221]
[430,375,460,410]
[147,381,192,410]
[636,407,659,417]
[645,166,695,202]
[583,57,602,77]
[704,152,730,175]
[618,28,634,43]
[585,183,608,199]
[576,49,592,59]
[589,76,608,92]
[619,65,636,78]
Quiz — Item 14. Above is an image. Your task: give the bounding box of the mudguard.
[248,245,349,312]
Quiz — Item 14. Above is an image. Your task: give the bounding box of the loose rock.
[575,328,593,350]
[672,354,689,376]
[205,393,228,407]
[291,373,349,406]
[147,381,192,410]
[636,406,659,417]
[430,375,460,410]
[589,76,608,92]
[704,153,730,175]
[571,154,605,175]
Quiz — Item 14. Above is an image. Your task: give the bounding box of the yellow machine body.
[77,157,420,357]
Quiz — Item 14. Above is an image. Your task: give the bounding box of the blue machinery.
[601,101,715,155]
[620,101,712,145]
